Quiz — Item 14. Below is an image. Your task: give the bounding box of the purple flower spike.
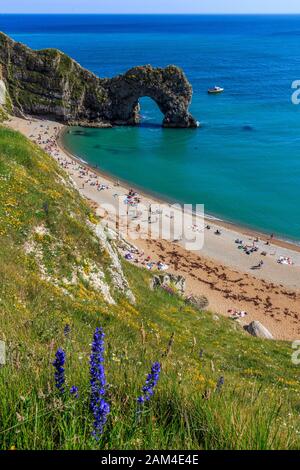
[70,385,79,398]
[137,362,161,409]
[89,327,110,439]
[52,348,66,394]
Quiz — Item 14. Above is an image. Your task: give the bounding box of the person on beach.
[148,205,152,224]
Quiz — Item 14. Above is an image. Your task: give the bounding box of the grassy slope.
[0,108,8,123]
[0,126,300,450]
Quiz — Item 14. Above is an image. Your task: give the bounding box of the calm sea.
[1,14,300,241]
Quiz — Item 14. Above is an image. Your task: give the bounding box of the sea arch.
[107,65,197,128]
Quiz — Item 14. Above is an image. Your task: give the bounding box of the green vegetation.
[0,106,8,123]
[0,126,300,450]
[4,92,13,115]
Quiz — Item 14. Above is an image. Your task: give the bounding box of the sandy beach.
[6,116,300,341]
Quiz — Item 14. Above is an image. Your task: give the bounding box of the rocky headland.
[0,32,197,128]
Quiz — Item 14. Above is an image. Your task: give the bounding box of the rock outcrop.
[150,274,186,295]
[0,78,6,106]
[245,321,274,340]
[0,32,197,128]
[0,65,9,121]
[185,295,209,311]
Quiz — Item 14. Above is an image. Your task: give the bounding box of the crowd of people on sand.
[123,248,169,271]
[206,223,295,269]
[228,308,248,320]
[233,235,294,268]
[124,189,141,207]
[278,256,294,266]
[29,122,113,193]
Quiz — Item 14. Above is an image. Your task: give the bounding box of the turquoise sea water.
[1,14,300,241]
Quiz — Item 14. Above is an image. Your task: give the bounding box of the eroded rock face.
[0,79,6,106]
[0,32,197,128]
[0,65,8,120]
[92,222,136,305]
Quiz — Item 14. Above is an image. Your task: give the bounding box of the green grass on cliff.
[0,126,300,450]
[0,106,8,123]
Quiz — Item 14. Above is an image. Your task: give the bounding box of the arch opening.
[138,96,164,128]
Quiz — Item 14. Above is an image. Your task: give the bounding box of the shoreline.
[5,116,300,341]
[59,126,300,255]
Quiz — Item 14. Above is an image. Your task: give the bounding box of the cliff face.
[0,32,197,128]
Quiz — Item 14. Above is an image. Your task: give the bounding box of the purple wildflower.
[89,327,110,439]
[137,362,161,407]
[64,324,71,337]
[216,376,225,393]
[70,386,79,399]
[52,348,66,394]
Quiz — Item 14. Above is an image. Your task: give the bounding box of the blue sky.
[1,0,300,14]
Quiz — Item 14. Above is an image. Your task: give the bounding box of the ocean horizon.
[1,13,300,242]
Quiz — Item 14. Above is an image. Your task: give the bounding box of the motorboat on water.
[208,86,224,94]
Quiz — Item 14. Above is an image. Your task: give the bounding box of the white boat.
[208,86,224,94]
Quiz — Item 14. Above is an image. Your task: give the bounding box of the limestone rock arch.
[107,65,197,128]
